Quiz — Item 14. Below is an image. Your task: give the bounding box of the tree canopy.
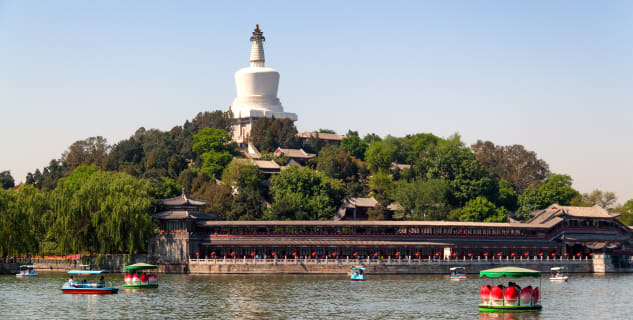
[192,128,238,178]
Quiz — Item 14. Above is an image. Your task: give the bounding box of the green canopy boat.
[478,267,542,313]
[123,263,159,289]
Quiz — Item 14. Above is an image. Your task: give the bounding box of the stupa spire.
[249,24,265,67]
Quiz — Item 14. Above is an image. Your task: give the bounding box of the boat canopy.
[550,267,566,271]
[67,270,111,275]
[450,267,465,271]
[124,263,158,271]
[480,267,541,278]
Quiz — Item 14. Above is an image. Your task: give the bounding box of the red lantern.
[467,253,472,257]
[271,252,276,257]
[576,253,581,257]
[311,252,316,257]
[292,252,297,257]
[374,253,379,258]
[415,252,420,258]
[435,253,440,257]
[251,252,255,257]
[332,252,337,258]
[211,252,215,257]
[395,252,400,258]
[230,252,235,257]
[551,253,556,257]
[196,252,199,258]
[353,252,358,258]
[497,253,502,257]
[589,253,593,257]
[511,253,515,257]
[451,253,456,258]
[538,252,543,257]
[483,253,488,257]
[524,252,529,257]
[564,253,568,257]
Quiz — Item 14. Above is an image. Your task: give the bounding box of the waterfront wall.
[188,257,596,274]
[29,254,151,273]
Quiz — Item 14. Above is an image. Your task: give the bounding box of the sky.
[1,1,632,202]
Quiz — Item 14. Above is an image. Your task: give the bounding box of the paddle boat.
[549,267,568,282]
[450,267,467,281]
[123,263,159,289]
[349,266,365,281]
[479,267,542,312]
[61,270,119,294]
[16,265,38,278]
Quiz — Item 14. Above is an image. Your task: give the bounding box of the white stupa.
[230,25,298,144]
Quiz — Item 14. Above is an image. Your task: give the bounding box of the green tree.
[340,131,369,160]
[417,137,498,207]
[495,179,518,212]
[193,181,234,219]
[250,117,300,152]
[581,189,617,209]
[394,179,450,220]
[471,140,550,193]
[365,140,396,173]
[0,171,15,189]
[267,166,345,220]
[48,165,154,255]
[192,128,238,178]
[316,146,358,180]
[615,199,633,225]
[448,196,507,222]
[517,174,581,220]
[0,185,47,256]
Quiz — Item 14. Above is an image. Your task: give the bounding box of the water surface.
[0,273,629,319]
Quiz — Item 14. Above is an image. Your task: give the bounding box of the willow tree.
[0,185,47,256]
[49,165,155,255]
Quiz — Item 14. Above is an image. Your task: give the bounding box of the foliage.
[61,136,110,169]
[367,192,391,221]
[192,128,238,178]
[340,131,369,160]
[147,177,182,200]
[316,146,358,180]
[0,171,15,189]
[416,137,498,207]
[448,196,507,222]
[193,181,234,218]
[517,174,581,220]
[368,171,394,198]
[365,140,396,173]
[615,199,633,226]
[0,185,47,256]
[471,140,550,193]
[318,128,335,134]
[580,189,617,209]
[495,179,519,212]
[48,166,154,255]
[393,179,450,220]
[250,117,300,152]
[267,166,345,220]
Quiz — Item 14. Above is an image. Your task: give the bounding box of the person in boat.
[98,276,105,288]
[68,276,75,286]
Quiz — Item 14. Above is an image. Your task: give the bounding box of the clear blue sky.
[1,1,632,202]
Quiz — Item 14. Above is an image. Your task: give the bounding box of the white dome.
[229,25,297,121]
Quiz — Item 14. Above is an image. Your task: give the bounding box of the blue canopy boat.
[349,266,365,281]
[61,270,119,294]
[16,265,38,278]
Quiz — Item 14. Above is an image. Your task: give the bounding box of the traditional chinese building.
[151,203,633,266]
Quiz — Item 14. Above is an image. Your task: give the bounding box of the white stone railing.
[189,256,593,266]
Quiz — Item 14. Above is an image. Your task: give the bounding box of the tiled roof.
[253,160,281,170]
[160,189,207,206]
[528,204,619,225]
[297,131,344,141]
[153,210,217,220]
[275,148,316,159]
[197,220,551,229]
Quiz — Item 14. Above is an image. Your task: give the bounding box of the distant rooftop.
[160,189,207,207]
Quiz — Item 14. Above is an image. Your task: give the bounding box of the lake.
[0,273,630,319]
